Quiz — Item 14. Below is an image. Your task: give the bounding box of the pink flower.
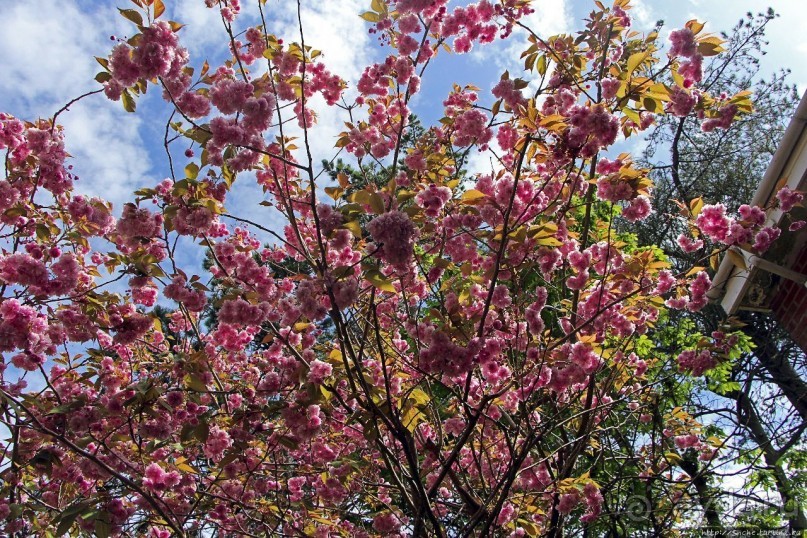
[695,204,731,242]
[557,491,580,514]
[622,195,652,222]
[600,77,621,100]
[415,184,452,217]
[753,226,780,253]
[669,28,698,58]
[667,86,696,117]
[210,79,254,115]
[308,360,333,384]
[203,426,233,461]
[677,234,704,253]
[701,104,736,132]
[373,511,404,533]
[368,211,416,266]
[777,186,803,212]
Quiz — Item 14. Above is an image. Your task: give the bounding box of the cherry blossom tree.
[0,0,800,536]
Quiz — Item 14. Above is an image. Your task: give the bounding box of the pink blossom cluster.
[345,97,412,159]
[677,234,704,253]
[676,349,717,376]
[777,186,803,212]
[665,271,710,312]
[67,195,115,235]
[173,206,216,237]
[419,330,474,376]
[701,103,737,132]
[415,184,452,217]
[0,252,82,297]
[116,203,163,247]
[0,299,53,371]
[143,463,181,492]
[443,90,493,148]
[282,404,324,441]
[130,276,158,307]
[316,203,344,237]
[1,116,73,198]
[110,305,152,345]
[580,482,604,523]
[228,25,267,65]
[669,28,703,86]
[600,77,621,100]
[368,211,416,266]
[492,77,528,111]
[373,511,405,534]
[218,297,270,326]
[163,275,207,312]
[106,21,206,118]
[666,86,698,117]
[567,104,619,158]
[331,277,359,310]
[695,203,781,253]
[357,55,418,97]
[307,359,333,384]
[296,279,328,321]
[203,426,233,461]
[437,1,498,53]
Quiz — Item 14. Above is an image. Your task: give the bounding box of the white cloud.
[0,0,153,212]
[519,0,572,39]
[0,1,112,113]
[60,101,153,208]
[171,0,230,55]
[629,0,656,29]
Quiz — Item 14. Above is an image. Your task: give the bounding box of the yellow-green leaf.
[184,162,199,180]
[118,8,143,26]
[369,193,386,214]
[121,89,136,113]
[324,186,343,200]
[726,249,747,271]
[626,51,648,76]
[366,270,395,292]
[343,220,362,238]
[461,189,486,203]
[689,196,704,217]
[685,19,705,35]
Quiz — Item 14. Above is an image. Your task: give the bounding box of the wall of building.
[770,245,807,353]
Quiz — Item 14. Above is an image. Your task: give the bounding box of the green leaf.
[95,517,112,538]
[95,71,112,83]
[359,11,380,22]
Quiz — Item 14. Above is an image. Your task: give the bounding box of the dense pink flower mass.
[0,1,793,537]
[368,210,416,265]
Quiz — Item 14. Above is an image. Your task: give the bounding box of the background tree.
[631,9,806,533]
